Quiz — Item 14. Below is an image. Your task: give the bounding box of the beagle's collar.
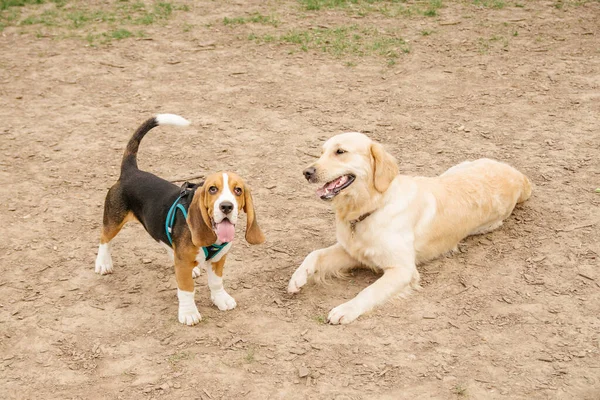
[349,211,373,233]
[165,182,229,261]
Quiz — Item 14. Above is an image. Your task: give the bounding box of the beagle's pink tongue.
[215,220,235,243]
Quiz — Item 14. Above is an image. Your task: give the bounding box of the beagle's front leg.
[208,255,237,311]
[288,243,359,293]
[327,241,420,325]
[173,247,202,326]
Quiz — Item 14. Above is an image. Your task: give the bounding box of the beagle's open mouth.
[213,218,235,243]
[316,174,355,200]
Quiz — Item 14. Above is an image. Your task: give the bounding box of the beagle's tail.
[121,114,190,171]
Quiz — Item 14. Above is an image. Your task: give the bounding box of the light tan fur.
[289,132,532,324]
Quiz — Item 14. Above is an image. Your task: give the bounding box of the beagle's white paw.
[328,300,362,325]
[178,309,202,326]
[95,244,113,275]
[211,291,237,311]
[192,266,202,279]
[177,289,201,326]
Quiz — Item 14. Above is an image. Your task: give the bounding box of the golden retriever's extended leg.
[327,253,419,325]
[288,243,359,293]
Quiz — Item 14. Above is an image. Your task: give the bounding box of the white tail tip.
[155,114,190,127]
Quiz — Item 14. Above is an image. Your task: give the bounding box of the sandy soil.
[1,1,599,399]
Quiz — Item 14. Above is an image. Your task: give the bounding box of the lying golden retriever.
[288,132,531,324]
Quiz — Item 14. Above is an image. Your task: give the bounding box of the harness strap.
[165,183,228,261]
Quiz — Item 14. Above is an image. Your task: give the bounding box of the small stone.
[8,206,16,211]
[290,347,307,355]
[142,259,152,264]
[173,382,181,389]
[458,125,465,131]
[160,383,170,391]
[423,314,436,319]
[143,387,153,393]
[298,366,310,378]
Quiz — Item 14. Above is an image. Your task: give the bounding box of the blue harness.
[165,185,229,261]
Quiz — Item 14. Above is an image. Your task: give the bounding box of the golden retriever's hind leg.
[470,220,503,236]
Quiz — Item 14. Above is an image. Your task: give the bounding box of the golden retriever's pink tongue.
[316,176,347,198]
[215,220,235,243]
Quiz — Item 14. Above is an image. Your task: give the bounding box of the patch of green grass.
[167,351,192,365]
[452,383,468,396]
[244,347,255,363]
[109,28,132,39]
[253,24,408,65]
[314,315,327,324]
[473,0,505,9]
[1,0,187,40]
[299,0,444,18]
[224,13,279,27]
[421,29,434,36]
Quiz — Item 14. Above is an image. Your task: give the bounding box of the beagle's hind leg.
[95,184,134,275]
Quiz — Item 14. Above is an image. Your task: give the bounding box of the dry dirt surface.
[1,0,599,399]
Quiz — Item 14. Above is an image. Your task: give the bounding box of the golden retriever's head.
[303,132,398,206]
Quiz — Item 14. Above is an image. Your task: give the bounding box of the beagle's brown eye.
[234,187,242,196]
[208,186,218,194]
[336,149,346,155]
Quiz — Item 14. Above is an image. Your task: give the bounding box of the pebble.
[8,206,16,211]
[142,259,152,264]
[298,366,310,378]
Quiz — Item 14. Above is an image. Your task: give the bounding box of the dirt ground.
[1,0,599,399]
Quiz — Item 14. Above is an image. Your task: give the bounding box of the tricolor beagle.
[95,114,265,326]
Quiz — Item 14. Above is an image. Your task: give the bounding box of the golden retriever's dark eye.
[336,149,346,155]
[234,187,242,196]
[208,186,218,194]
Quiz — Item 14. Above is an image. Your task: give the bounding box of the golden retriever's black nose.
[303,167,316,181]
[219,201,234,214]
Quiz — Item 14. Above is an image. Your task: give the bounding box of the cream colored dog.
[288,132,532,324]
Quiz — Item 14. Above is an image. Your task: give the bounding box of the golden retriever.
[288,132,531,324]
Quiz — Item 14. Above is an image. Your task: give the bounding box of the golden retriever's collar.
[349,211,373,233]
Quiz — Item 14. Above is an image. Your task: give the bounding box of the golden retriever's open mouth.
[316,174,355,200]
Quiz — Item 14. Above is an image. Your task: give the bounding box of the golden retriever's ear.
[371,142,399,193]
[243,186,265,245]
[187,187,217,247]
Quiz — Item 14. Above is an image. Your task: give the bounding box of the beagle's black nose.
[219,201,234,214]
[303,167,316,181]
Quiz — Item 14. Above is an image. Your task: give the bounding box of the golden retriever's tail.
[518,174,532,203]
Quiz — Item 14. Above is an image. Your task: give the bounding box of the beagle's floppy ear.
[187,186,217,247]
[370,142,399,193]
[243,186,265,245]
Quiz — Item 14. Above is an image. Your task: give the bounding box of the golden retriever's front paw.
[328,301,362,325]
[287,268,308,293]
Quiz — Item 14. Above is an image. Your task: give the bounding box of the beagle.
[95,114,265,326]
[288,132,531,324]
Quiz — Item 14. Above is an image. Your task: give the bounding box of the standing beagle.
[95,114,265,326]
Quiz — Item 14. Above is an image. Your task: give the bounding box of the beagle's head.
[187,172,265,247]
[303,132,398,202]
